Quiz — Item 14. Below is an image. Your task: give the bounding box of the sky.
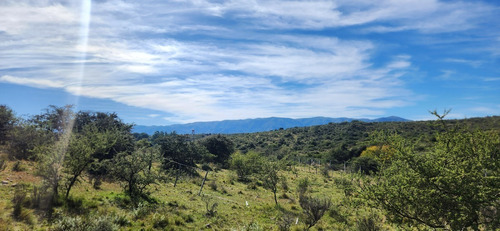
[0,0,499,126]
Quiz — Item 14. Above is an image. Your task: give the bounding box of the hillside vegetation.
[0,105,499,230]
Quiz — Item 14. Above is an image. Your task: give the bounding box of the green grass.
[0,158,395,230]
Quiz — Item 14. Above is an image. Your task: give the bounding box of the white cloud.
[4,0,496,124]
[0,75,65,89]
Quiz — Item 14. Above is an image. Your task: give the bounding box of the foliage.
[0,155,7,171]
[229,116,500,165]
[110,145,160,203]
[355,213,382,231]
[296,177,310,196]
[12,185,34,225]
[351,156,379,175]
[201,195,218,217]
[260,161,283,206]
[77,112,135,184]
[12,160,25,172]
[230,151,264,182]
[0,105,16,144]
[31,105,75,138]
[360,145,395,163]
[299,194,331,230]
[7,120,54,160]
[34,135,69,206]
[153,132,209,172]
[52,214,118,231]
[63,123,124,198]
[200,134,235,166]
[363,120,500,229]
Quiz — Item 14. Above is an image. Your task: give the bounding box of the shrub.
[280,178,289,191]
[351,156,379,175]
[132,202,156,220]
[12,185,32,223]
[12,160,25,172]
[363,121,500,230]
[333,176,355,198]
[0,155,7,171]
[201,195,218,217]
[299,195,331,230]
[152,213,170,229]
[277,211,295,231]
[230,151,264,182]
[208,180,217,191]
[52,214,118,231]
[356,213,382,231]
[296,177,310,196]
[112,214,131,227]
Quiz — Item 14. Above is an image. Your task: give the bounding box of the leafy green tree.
[35,135,69,204]
[230,151,264,182]
[75,111,135,186]
[0,105,16,144]
[260,161,282,206]
[63,124,121,199]
[7,119,54,160]
[154,132,208,172]
[351,156,379,175]
[31,105,75,139]
[200,134,235,166]
[110,145,160,202]
[363,119,500,229]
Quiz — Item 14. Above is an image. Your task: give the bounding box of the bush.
[202,195,218,217]
[356,213,382,231]
[230,151,264,182]
[351,156,379,175]
[132,202,156,220]
[12,160,25,172]
[277,211,295,231]
[0,155,7,171]
[12,186,34,225]
[363,117,500,229]
[208,180,217,191]
[152,213,170,229]
[52,214,118,231]
[299,195,331,230]
[296,177,310,196]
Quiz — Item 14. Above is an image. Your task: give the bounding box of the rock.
[1,180,8,185]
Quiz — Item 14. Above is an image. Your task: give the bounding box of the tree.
[110,146,160,203]
[201,135,235,166]
[75,111,135,186]
[7,119,54,160]
[63,124,120,199]
[363,117,500,230]
[0,105,15,144]
[35,134,69,205]
[230,151,264,182]
[31,105,75,139]
[154,132,208,172]
[351,156,379,175]
[260,161,282,206]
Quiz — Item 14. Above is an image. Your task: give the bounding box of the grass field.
[0,153,394,231]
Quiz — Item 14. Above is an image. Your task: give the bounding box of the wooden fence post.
[198,171,209,196]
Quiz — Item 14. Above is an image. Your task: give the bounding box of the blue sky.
[0,0,499,125]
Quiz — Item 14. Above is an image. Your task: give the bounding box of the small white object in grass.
[245,201,249,206]
[295,217,299,224]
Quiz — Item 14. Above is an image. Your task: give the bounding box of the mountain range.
[132,116,410,135]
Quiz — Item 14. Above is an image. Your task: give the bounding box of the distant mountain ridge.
[133,116,410,135]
